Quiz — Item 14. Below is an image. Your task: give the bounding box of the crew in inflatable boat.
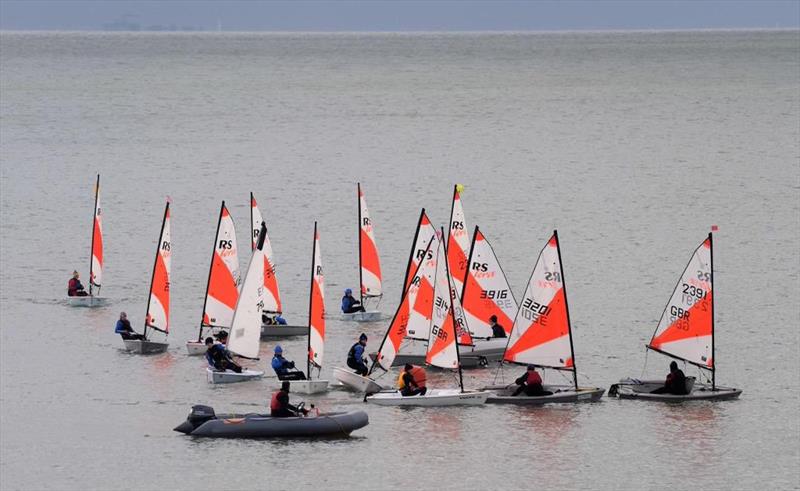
[68,271,88,297]
[346,333,370,376]
[512,365,552,396]
[205,334,242,373]
[270,381,309,418]
[114,312,145,340]
[341,288,365,313]
[489,315,506,338]
[271,345,306,380]
[651,361,689,395]
[398,364,427,396]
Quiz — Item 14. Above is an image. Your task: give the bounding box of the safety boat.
[68,174,108,307]
[123,201,170,354]
[608,232,741,401]
[205,221,269,384]
[174,405,369,438]
[187,201,241,355]
[283,223,329,394]
[482,231,604,404]
[367,232,489,406]
[341,184,383,322]
[251,193,308,337]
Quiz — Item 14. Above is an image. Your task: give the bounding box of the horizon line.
[2,27,798,34]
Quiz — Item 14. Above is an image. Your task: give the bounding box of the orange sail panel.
[358,184,382,298]
[426,238,459,369]
[203,202,240,328]
[405,232,439,340]
[251,193,282,313]
[90,175,103,289]
[146,203,171,334]
[447,185,470,297]
[308,226,326,369]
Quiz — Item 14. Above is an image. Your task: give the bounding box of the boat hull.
[340,311,382,322]
[260,324,308,338]
[332,367,383,393]
[608,378,741,401]
[123,339,168,354]
[186,340,206,356]
[207,368,264,384]
[66,296,108,307]
[174,408,369,438]
[287,379,329,394]
[366,389,489,406]
[484,384,605,405]
[369,337,506,368]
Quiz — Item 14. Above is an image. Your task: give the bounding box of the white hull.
[370,337,506,368]
[340,310,382,322]
[366,389,490,406]
[186,340,206,356]
[484,384,605,404]
[287,379,329,394]
[122,339,168,354]
[66,295,108,307]
[332,367,383,393]
[206,367,264,384]
[608,377,741,401]
[260,324,308,338]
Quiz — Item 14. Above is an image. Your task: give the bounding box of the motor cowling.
[174,405,216,434]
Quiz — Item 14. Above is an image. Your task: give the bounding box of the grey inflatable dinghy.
[174,405,369,438]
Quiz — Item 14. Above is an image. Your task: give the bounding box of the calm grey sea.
[1,30,798,490]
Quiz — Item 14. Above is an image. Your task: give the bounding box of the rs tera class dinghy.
[123,201,171,355]
[608,232,741,401]
[481,231,604,404]
[367,233,489,406]
[174,404,368,438]
[205,221,271,384]
[68,174,108,307]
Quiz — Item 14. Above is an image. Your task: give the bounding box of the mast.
[401,208,426,302]
[89,174,100,296]
[307,222,317,381]
[553,230,578,391]
[710,231,715,391]
[250,192,255,252]
[144,202,169,340]
[357,183,364,305]
[197,202,225,342]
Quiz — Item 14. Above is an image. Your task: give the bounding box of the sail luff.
[226,222,265,359]
[307,223,316,379]
[357,183,364,305]
[197,202,225,341]
[144,202,171,338]
[89,174,100,295]
[307,223,326,378]
[710,232,715,390]
[553,231,578,390]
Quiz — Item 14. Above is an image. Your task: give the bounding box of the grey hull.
[260,324,308,338]
[369,351,500,369]
[175,410,369,438]
[484,385,605,405]
[610,383,742,401]
[123,339,168,354]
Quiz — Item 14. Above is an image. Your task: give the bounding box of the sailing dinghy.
[123,202,170,355]
[68,174,108,307]
[206,221,267,384]
[251,193,307,337]
[367,232,490,406]
[608,232,741,401]
[187,201,241,355]
[341,184,383,322]
[483,231,604,404]
[286,223,329,394]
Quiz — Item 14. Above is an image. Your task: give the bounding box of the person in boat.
[68,271,89,297]
[115,312,146,340]
[651,361,689,395]
[489,315,506,338]
[512,365,553,397]
[271,345,306,380]
[270,381,309,418]
[204,334,243,373]
[262,311,288,325]
[397,364,427,396]
[341,288,365,313]
[346,333,369,376]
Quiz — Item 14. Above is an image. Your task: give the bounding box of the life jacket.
[347,343,360,362]
[526,369,542,386]
[270,390,286,411]
[397,366,427,389]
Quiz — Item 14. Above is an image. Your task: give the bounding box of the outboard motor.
[174,405,216,434]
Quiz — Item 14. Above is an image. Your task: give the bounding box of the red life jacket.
[526,370,542,386]
[270,390,285,411]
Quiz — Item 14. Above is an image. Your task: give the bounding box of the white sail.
[426,238,459,369]
[358,184,382,299]
[308,225,326,371]
[447,185,470,296]
[90,174,103,290]
[251,193,282,313]
[403,209,437,291]
[227,223,266,359]
[405,231,440,341]
[146,203,171,334]
[648,235,713,368]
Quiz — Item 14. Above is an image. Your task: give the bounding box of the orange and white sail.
[227,222,266,359]
[89,174,103,292]
[308,223,326,372]
[647,234,713,368]
[461,227,518,339]
[251,193,282,313]
[447,185,470,296]
[504,232,573,369]
[373,237,436,372]
[402,209,437,291]
[358,183,382,300]
[145,202,171,335]
[201,202,240,329]
[426,237,459,369]
[405,230,440,341]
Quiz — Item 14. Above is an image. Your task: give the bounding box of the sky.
[0,0,798,31]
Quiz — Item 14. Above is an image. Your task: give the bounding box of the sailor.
[114,312,145,340]
[341,288,365,313]
[346,333,369,376]
[68,270,88,297]
[512,365,552,397]
[270,381,309,418]
[397,364,427,396]
[489,315,506,338]
[271,345,306,380]
[262,312,289,325]
[651,361,689,395]
[205,333,243,373]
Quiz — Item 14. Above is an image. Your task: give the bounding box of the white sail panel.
[426,238,459,369]
[227,225,266,359]
[146,203,171,334]
[90,175,103,289]
[308,227,326,370]
[405,232,439,341]
[250,193,263,251]
[447,186,470,297]
[403,210,437,291]
[203,203,240,328]
[648,236,713,368]
[359,184,382,298]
